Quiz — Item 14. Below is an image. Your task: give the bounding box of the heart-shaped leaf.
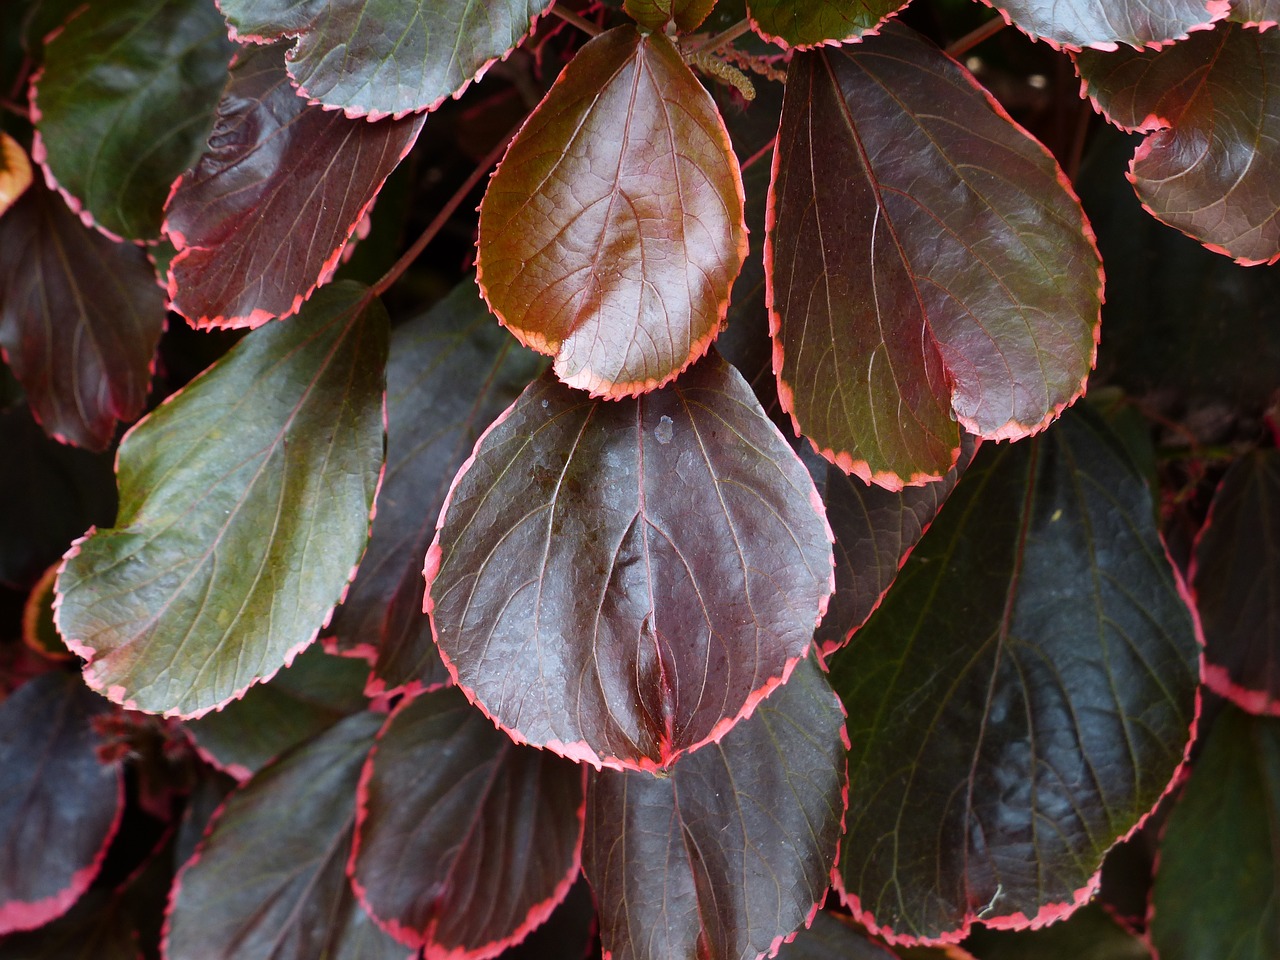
[1075,21,1280,265]
[747,0,908,47]
[963,901,1153,959]
[0,178,165,450]
[583,657,847,960]
[351,688,584,956]
[1192,450,1280,714]
[768,23,1101,488]
[625,0,716,31]
[477,25,748,398]
[30,0,233,241]
[164,712,411,960]
[163,44,423,328]
[330,280,543,697]
[829,405,1200,943]
[982,0,1228,49]
[55,280,387,719]
[426,350,833,771]
[0,673,124,934]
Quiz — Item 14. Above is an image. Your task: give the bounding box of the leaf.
[582,657,847,960]
[0,673,124,934]
[164,712,411,960]
[184,644,372,780]
[330,280,543,696]
[351,688,584,956]
[476,25,748,398]
[829,406,1200,943]
[426,350,834,771]
[768,23,1101,488]
[1075,22,1280,265]
[54,280,387,719]
[217,0,553,119]
[162,44,424,329]
[963,901,1152,959]
[1234,0,1280,27]
[0,178,166,450]
[0,131,32,217]
[1192,450,1280,714]
[624,0,717,31]
[776,911,899,959]
[747,0,908,48]
[30,0,234,241]
[23,563,70,660]
[982,0,1228,49]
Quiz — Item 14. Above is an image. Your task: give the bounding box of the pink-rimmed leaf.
[981,0,1228,49]
[0,673,124,934]
[583,657,847,960]
[624,0,716,31]
[164,712,411,960]
[330,280,544,697]
[425,350,833,772]
[54,280,387,719]
[768,23,1101,489]
[1234,0,1280,27]
[829,406,1200,944]
[30,0,233,241]
[476,25,748,399]
[1075,21,1280,265]
[217,0,553,119]
[0,177,165,450]
[350,688,584,957]
[162,44,423,329]
[1191,450,1280,714]
[963,901,1153,959]
[747,0,908,48]
[775,911,898,959]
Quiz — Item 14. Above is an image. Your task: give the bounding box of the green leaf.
[964,901,1152,959]
[477,25,748,398]
[747,0,908,47]
[624,0,716,31]
[55,281,388,719]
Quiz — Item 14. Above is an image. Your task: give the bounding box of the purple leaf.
[0,673,124,934]
[768,23,1101,488]
[163,44,423,328]
[583,657,847,960]
[425,350,834,771]
[829,406,1200,944]
[54,281,387,719]
[1192,450,1280,714]
[1076,21,1280,265]
[0,178,165,450]
[747,0,908,48]
[981,0,1228,49]
[350,689,584,957]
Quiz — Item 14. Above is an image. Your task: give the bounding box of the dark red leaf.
[583,657,847,960]
[425,350,833,771]
[164,712,411,960]
[0,673,124,934]
[829,405,1200,944]
[981,0,1227,49]
[0,178,165,450]
[351,688,584,956]
[162,44,423,328]
[963,901,1153,959]
[1076,20,1280,264]
[217,0,553,119]
[624,0,716,31]
[476,25,748,398]
[776,911,899,959]
[500,877,598,960]
[747,0,908,47]
[1192,450,1280,714]
[329,279,544,696]
[30,0,233,241]
[768,24,1101,488]
[54,281,387,719]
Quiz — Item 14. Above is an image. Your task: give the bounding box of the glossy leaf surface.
[55,281,387,718]
[624,0,716,30]
[332,281,543,695]
[426,351,833,771]
[32,0,233,240]
[583,658,847,960]
[0,673,123,934]
[963,901,1152,959]
[1149,705,1280,960]
[477,25,747,398]
[747,0,907,47]
[163,44,423,328]
[769,24,1101,487]
[217,0,552,119]
[830,407,1200,943]
[1076,22,1280,264]
[985,0,1227,49]
[0,178,165,450]
[165,712,410,960]
[351,688,584,956]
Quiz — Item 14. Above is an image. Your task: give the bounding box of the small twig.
[688,18,753,55]
[549,4,602,37]
[945,16,1009,58]
[740,137,776,173]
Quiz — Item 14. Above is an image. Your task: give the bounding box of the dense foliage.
[0,0,1277,958]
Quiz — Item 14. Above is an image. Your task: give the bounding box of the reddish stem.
[946,16,1009,58]
[549,4,602,37]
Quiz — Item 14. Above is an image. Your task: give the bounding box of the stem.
[549,4,602,37]
[945,16,1008,58]
[370,132,513,299]
[689,18,753,54]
